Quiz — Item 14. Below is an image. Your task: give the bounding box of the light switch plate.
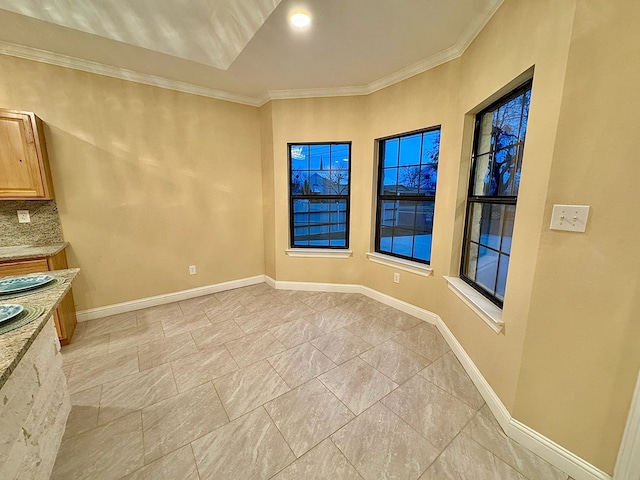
[17,210,30,223]
[550,205,590,232]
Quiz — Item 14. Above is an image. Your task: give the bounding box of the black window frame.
[460,80,533,308]
[374,126,441,265]
[288,142,352,249]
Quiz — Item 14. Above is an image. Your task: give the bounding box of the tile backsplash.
[0,200,64,247]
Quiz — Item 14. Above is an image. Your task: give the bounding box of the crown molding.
[259,0,505,106]
[0,41,262,107]
[0,0,504,108]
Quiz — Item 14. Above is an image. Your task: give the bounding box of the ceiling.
[0,0,503,106]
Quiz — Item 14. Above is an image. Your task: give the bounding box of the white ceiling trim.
[0,40,260,106]
[0,0,282,70]
[0,0,503,108]
[259,0,504,106]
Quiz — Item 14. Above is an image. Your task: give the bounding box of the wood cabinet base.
[0,250,77,344]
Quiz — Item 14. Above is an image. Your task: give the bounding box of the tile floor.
[53,284,571,480]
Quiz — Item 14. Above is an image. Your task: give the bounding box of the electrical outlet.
[17,210,30,223]
[393,272,400,283]
[189,265,197,275]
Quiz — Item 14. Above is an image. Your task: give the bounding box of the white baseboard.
[265,276,438,325]
[613,370,640,480]
[509,418,611,480]
[75,275,265,322]
[435,315,611,480]
[434,315,512,432]
[75,274,613,480]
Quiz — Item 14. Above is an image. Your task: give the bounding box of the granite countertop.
[0,268,79,389]
[0,243,69,262]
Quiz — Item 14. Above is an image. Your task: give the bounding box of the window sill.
[366,252,433,277]
[286,248,353,259]
[443,276,504,334]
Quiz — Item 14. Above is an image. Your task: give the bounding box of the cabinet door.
[0,110,54,199]
[0,112,44,197]
[0,258,49,276]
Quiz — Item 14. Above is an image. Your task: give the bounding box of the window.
[375,127,441,264]
[289,142,351,248]
[461,81,532,307]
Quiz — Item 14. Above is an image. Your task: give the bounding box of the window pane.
[494,97,523,150]
[391,202,417,257]
[500,205,516,253]
[477,112,493,155]
[495,254,510,300]
[383,138,399,167]
[519,90,531,142]
[330,171,349,195]
[421,129,441,166]
[396,201,417,231]
[398,133,422,166]
[381,168,398,195]
[476,246,499,294]
[492,146,519,196]
[307,171,327,194]
[379,235,392,252]
[291,158,307,173]
[479,203,504,250]
[398,166,421,193]
[472,153,492,196]
[414,202,434,261]
[330,144,349,169]
[291,145,309,168]
[413,236,432,262]
[391,235,413,257]
[380,200,397,227]
[309,144,330,170]
[291,170,309,195]
[463,242,479,280]
[466,202,484,246]
[415,202,434,235]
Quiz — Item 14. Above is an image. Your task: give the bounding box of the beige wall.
[263,0,635,474]
[513,0,640,472]
[0,56,265,310]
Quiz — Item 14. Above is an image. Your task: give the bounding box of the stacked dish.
[0,274,54,295]
[0,274,55,334]
[0,304,24,324]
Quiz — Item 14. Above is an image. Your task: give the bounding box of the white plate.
[0,274,54,294]
[0,304,24,324]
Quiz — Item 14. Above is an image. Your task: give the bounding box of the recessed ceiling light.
[290,13,311,28]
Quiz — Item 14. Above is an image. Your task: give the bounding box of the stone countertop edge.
[0,243,69,262]
[0,268,79,390]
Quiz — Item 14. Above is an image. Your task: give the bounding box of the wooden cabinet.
[0,109,55,199]
[0,250,77,344]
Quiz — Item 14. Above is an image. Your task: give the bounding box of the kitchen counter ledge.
[0,268,79,389]
[0,243,69,262]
